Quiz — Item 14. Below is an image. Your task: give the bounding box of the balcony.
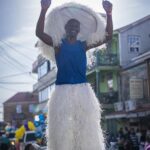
[99,91,118,104]
[97,52,119,66]
[87,52,119,72]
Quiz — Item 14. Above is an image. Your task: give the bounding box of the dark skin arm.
[36,0,53,46]
[86,0,113,50]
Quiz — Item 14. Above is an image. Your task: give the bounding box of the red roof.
[3,92,38,104]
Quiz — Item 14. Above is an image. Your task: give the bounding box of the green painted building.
[86,33,120,135]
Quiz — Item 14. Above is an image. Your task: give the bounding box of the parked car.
[19,131,36,150]
[20,131,46,150]
[8,132,16,150]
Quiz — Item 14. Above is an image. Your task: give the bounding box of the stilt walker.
[36,0,113,150]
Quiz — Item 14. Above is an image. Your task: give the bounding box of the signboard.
[130,78,143,99]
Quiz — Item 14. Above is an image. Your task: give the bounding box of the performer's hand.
[41,0,51,11]
[102,0,112,15]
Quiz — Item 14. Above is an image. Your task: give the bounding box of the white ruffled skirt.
[47,83,105,150]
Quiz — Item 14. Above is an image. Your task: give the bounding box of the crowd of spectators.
[107,127,150,150]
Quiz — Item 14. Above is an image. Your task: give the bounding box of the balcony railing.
[99,91,118,104]
[97,52,119,66]
[87,52,119,72]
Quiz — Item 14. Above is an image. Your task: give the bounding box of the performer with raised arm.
[36,0,113,149]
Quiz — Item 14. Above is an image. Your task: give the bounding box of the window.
[29,104,35,113]
[16,105,22,113]
[107,72,113,90]
[108,79,113,89]
[38,61,48,79]
[128,35,140,53]
[39,88,49,102]
[25,132,36,142]
[39,84,55,102]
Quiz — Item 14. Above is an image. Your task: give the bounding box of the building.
[86,33,120,132]
[32,55,56,113]
[3,92,38,127]
[106,15,150,135]
[117,15,150,67]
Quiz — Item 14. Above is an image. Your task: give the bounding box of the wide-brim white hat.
[38,2,106,62]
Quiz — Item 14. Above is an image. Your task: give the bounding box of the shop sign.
[130,78,143,99]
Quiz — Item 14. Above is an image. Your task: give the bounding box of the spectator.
[5,122,12,133]
[146,127,150,137]
[124,127,130,139]
[145,135,150,150]
[124,137,132,150]
[140,130,147,150]
[130,128,139,150]
[136,128,142,144]
[118,128,125,139]
[118,128,125,150]
[118,137,125,150]
[0,133,10,150]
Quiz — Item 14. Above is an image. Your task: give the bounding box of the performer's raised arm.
[36,0,53,46]
[86,0,113,50]
[104,0,113,41]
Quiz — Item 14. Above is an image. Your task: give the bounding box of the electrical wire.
[0,85,18,92]
[3,40,35,51]
[0,40,35,62]
[0,72,32,80]
[0,46,31,69]
[0,81,34,85]
[0,55,27,72]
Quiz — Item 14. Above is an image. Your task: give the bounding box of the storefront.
[121,63,149,101]
[105,51,150,135]
[105,104,150,132]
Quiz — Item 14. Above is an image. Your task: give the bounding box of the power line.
[0,85,18,92]
[0,46,31,69]
[3,40,35,51]
[0,81,34,85]
[0,40,35,50]
[3,47,30,68]
[0,57,18,72]
[0,72,31,80]
[0,40,35,62]
[0,55,27,72]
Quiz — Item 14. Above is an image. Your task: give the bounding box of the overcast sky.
[0,0,150,121]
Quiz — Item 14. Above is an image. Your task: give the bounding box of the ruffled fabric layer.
[47,83,105,150]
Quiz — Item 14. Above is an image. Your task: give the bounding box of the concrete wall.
[119,19,150,66]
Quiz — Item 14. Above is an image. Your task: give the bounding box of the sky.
[0,0,150,121]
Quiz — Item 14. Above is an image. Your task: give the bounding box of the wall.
[119,19,150,66]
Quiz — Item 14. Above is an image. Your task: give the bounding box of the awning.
[132,50,150,63]
[105,112,127,119]
[105,106,150,119]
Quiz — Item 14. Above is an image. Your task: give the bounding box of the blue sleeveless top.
[55,39,87,85]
